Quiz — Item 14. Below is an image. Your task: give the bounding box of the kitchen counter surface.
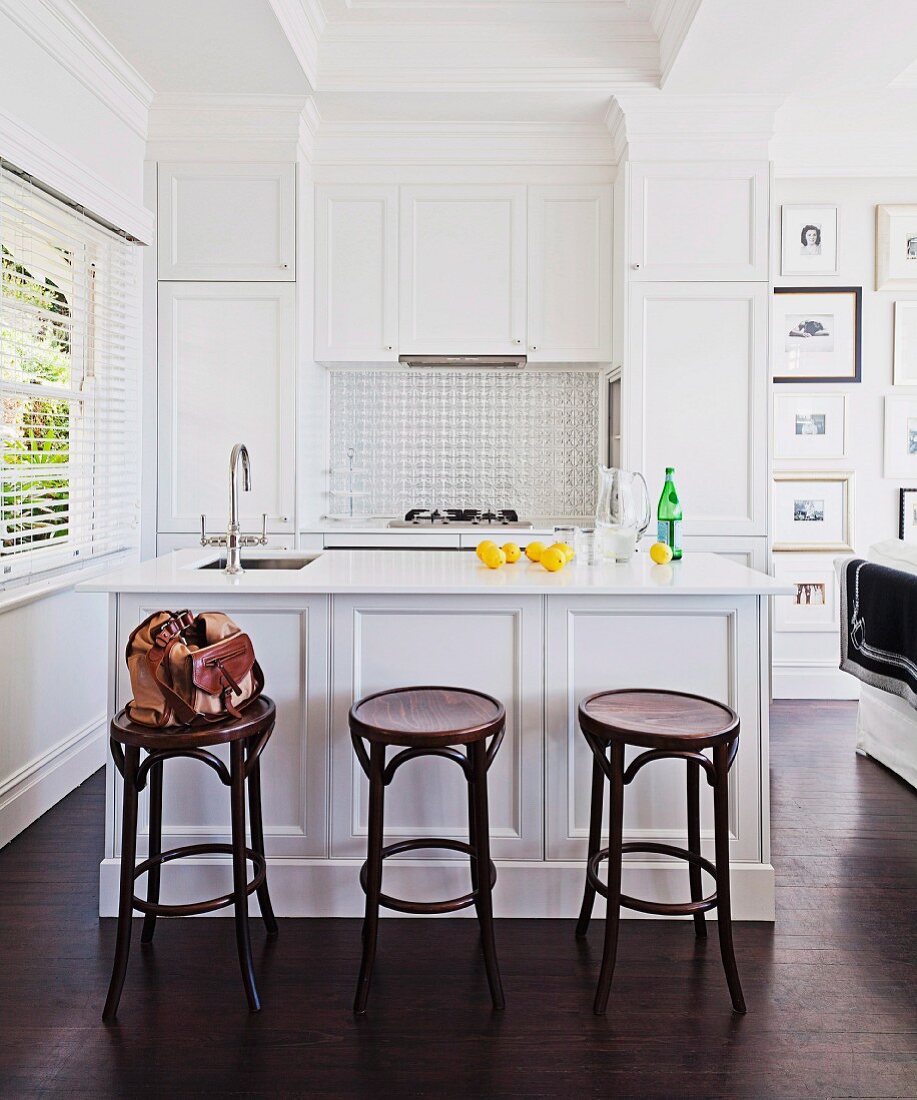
[80,548,793,597]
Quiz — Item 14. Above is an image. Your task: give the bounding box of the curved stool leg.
[576,749,606,939]
[471,739,505,1010]
[713,741,746,1014]
[103,745,140,1021]
[354,741,386,1015]
[230,740,260,1012]
[593,741,624,1016]
[686,758,707,940]
[246,734,278,938]
[141,757,163,944]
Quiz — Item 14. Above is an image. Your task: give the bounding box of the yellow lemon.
[476,539,498,561]
[502,542,522,563]
[540,546,566,572]
[481,545,506,570]
[553,541,575,563]
[649,541,674,565]
[525,541,546,562]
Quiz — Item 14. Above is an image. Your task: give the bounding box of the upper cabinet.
[158,163,295,281]
[399,185,527,355]
[314,185,398,362]
[628,163,768,282]
[527,185,612,363]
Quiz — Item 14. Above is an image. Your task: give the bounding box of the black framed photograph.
[773,286,862,383]
[899,487,917,544]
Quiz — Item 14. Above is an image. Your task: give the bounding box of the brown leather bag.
[125,610,264,728]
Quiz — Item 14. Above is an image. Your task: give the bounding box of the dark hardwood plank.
[0,700,915,1098]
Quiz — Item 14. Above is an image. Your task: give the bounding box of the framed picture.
[893,301,917,385]
[773,287,862,383]
[772,553,840,632]
[780,205,838,276]
[899,488,917,545]
[773,471,854,552]
[773,392,847,460]
[876,204,917,290]
[884,395,917,477]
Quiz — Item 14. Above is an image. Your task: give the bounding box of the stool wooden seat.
[576,688,746,1015]
[103,697,278,1021]
[349,686,506,1014]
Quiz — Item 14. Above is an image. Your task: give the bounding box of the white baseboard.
[100,857,775,921]
[772,663,859,700]
[0,714,106,849]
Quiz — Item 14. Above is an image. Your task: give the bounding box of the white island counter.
[83,550,791,920]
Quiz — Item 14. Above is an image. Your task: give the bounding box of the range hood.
[399,354,526,369]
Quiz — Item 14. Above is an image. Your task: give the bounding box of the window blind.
[0,161,140,582]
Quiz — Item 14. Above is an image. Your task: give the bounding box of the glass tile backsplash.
[328,369,601,517]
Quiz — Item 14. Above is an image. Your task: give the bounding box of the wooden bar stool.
[575,688,746,1016]
[349,686,506,1015]
[103,696,279,1021]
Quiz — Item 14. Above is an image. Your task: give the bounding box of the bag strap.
[146,633,199,726]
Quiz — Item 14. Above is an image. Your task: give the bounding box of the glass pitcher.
[595,466,651,562]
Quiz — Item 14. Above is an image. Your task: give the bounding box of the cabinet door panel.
[627,282,767,536]
[528,185,612,362]
[158,163,294,281]
[629,163,768,281]
[399,185,526,354]
[157,283,294,532]
[315,185,398,362]
[331,595,544,859]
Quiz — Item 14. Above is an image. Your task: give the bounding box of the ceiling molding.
[147,94,312,148]
[299,97,323,162]
[268,0,325,92]
[0,0,153,139]
[651,0,701,87]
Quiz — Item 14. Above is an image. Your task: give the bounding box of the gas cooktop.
[387,508,534,529]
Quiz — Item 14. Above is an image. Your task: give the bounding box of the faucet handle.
[260,513,268,545]
[200,513,207,545]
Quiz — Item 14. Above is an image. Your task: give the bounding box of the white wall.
[0,5,148,845]
[772,176,917,698]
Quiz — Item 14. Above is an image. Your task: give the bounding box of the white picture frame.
[772,287,861,383]
[772,471,854,552]
[899,488,917,545]
[884,395,917,477]
[893,301,917,385]
[773,392,847,460]
[876,205,917,291]
[781,205,838,276]
[772,553,840,633]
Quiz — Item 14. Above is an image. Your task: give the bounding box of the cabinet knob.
[512,338,522,345]
[531,345,538,351]
[386,345,394,351]
[631,262,641,270]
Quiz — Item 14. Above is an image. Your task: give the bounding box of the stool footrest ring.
[586,841,718,917]
[359,838,497,915]
[129,842,266,917]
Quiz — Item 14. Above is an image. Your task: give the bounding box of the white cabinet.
[157,283,295,533]
[629,163,768,282]
[627,282,768,536]
[399,185,526,354]
[527,185,612,362]
[158,163,295,281]
[314,185,398,362]
[330,594,544,859]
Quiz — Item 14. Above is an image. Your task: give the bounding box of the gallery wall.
[771,176,917,699]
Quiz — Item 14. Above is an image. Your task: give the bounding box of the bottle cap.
[665,466,674,474]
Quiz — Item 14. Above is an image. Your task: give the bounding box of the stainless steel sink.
[196,554,317,571]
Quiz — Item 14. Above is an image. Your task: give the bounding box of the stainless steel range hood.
[399,354,526,369]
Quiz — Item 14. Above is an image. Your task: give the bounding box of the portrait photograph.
[876,204,917,289]
[773,471,854,552]
[773,287,861,382]
[781,205,838,275]
[774,393,847,460]
[772,554,840,633]
[884,396,917,477]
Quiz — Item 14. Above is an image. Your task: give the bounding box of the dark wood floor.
[1,701,916,1099]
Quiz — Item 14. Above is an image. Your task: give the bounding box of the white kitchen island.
[82,549,791,920]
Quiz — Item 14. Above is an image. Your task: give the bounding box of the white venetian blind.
[0,161,140,581]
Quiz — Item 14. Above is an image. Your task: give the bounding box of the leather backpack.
[125,610,264,728]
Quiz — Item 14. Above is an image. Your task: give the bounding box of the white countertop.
[79,548,794,597]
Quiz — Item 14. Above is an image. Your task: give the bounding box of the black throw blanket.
[839,557,917,710]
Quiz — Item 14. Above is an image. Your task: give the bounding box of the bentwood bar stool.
[103,697,278,1020]
[348,686,506,1014]
[575,688,746,1015]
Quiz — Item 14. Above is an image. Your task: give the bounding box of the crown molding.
[609,93,781,161]
[0,0,153,140]
[0,106,153,242]
[147,94,311,143]
[651,0,702,86]
[299,97,322,162]
[314,120,617,165]
[268,0,325,92]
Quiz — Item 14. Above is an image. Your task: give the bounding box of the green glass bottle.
[657,467,683,560]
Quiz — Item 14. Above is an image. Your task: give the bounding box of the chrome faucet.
[200,443,268,574]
